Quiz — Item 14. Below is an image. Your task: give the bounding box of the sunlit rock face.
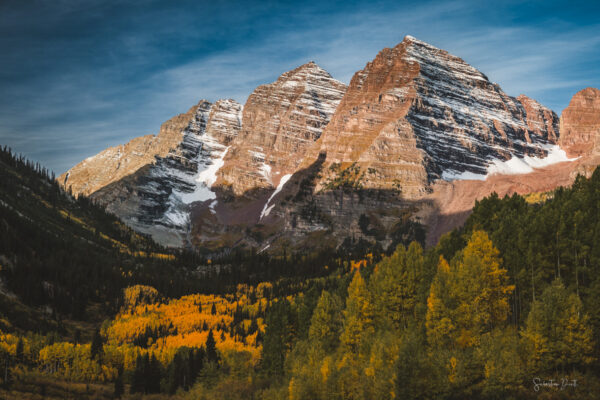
[559,87,600,157]
[62,36,595,251]
[302,35,561,200]
[216,61,347,197]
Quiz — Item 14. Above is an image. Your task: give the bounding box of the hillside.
[0,146,207,329]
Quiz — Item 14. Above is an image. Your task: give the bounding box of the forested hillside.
[0,146,203,326]
[1,145,600,399]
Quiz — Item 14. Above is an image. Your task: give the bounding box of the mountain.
[61,99,242,247]
[61,62,346,248]
[216,61,347,197]
[304,35,560,195]
[61,36,600,253]
[0,145,200,329]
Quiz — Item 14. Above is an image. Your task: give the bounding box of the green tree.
[340,271,374,352]
[15,338,24,364]
[426,231,514,350]
[425,256,454,349]
[262,299,292,376]
[370,241,425,330]
[205,330,219,364]
[308,291,343,353]
[113,367,124,399]
[90,328,103,360]
[130,355,144,394]
[522,279,595,372]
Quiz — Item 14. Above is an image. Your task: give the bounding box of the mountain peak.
[401,35,442,51]
[279,60,339,84]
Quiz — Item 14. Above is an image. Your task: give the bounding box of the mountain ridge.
[59,35,600,252]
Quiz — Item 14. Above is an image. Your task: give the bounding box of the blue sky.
[1,0,599,173]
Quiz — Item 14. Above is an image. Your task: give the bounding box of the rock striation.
[559,87,600,157]
[302,36,561,200]
[60,104,201,197]
[61,36,599,251]
[216,62,346,196]
[62,99,242,247]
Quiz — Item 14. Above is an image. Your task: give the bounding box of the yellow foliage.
[105,291,264,367]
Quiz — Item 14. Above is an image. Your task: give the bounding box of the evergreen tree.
[308,290,343,353]
[130,355,144,394]
[522,279,595,372]
[340,270,374,352]
[15,338,24,364]
[147,354,162,393]
[90,328,103,359]
[425,256,454,349]
[113,367,124,399]
[426,231,514,350]
[370,241,425,330]
[261,299,292,376]
[205,330,219,364]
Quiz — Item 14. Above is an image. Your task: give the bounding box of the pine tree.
[90,328,103,359]
[370,241,425,330]
[205,329,219,364]
[426,231,514,350]
[130,355,144,394]
[147,354,162,393]
[425,256,454,349]
[114,367,124,399]
[340,270,374,352]
[308,290,343,353]
[15,338,24,364]
[261,299,291,376]
[522,279,595,372]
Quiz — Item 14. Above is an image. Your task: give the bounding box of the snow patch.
[258,244,271,253]
[487,145,577,177]
[442,145,577,181]
[441,169,487,181]
[209,199,218,215]
[177,146,229,204]
[259,174,293,220]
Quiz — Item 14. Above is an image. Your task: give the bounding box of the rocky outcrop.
[517,94,560,142]
[559,87,600,157]
[216,62,346,197]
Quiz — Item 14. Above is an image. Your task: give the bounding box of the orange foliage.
[104,291,264,366]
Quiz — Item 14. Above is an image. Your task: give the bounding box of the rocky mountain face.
[302,36,561,198]
[61,36,599,252]
[560,87,600,157]
[60,104,201,197]
[216,62,346,197]
[249,36,570,250]
[61,99,242,247]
